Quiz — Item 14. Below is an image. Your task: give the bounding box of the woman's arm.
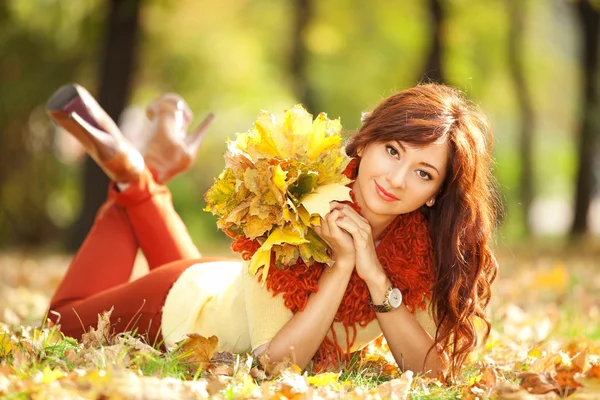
[263,259,353,368]
[259,205,357,369]
[333,203,447,376]
[366,275,448,375]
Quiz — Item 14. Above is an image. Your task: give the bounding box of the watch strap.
[369,286,394,313]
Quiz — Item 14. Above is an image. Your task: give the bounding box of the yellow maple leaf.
[248,249,272,280]
[297,205,312,226]
[238,373,259,397]
[307,372,341,389]
[274,243,299,266]
[176,334,219,368]
[232,120,281,160]
[78,369,112,389]
[40,366,65,384]
[0,333,12,356]
[277,105,313,157]
[269,164,288,198]
[224,202,250,226]
[243,215,273,239]
[534,263,569,292]
[298,230,331,265]
[223,146,254,175]
[243,168,261,194]
[307,112,342,160]
[204,169,237,215]
[300,183,352,218]
[248,226,309,283]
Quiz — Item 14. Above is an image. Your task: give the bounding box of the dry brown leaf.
[529,352,563,373]
[555,364,581,396]
[116,335,160,356]
[573,349,589,373]
[481,365,499,386]
[518,371,559,395]
[207,363,234,376]
[0,364,12,376]
[375,370,413,400]
[258,351,294,377]
[250,366,267,380]
[211,351,234,365]
[587,363,600,379]
[81,307,114,348]
[176,333,219,368]
[206,375,228,396]
[274,378,308,400]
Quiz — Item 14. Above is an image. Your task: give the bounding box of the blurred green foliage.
[0,0,590,252]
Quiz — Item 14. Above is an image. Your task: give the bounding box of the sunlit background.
[1,0,599,255]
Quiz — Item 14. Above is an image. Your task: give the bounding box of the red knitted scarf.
[230,159,434,369]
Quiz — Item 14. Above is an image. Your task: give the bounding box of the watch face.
[388,288,403,308]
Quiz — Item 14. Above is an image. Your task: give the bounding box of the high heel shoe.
[46,84,145,183]
[143,93,214,183]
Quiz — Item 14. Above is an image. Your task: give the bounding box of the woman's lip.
[375,182,399,201]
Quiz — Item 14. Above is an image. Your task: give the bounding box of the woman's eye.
[386,145,398,157]
[417,170,432,180]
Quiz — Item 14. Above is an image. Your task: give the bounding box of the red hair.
[346,83,502,376]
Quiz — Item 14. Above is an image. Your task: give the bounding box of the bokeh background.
[1,0,599,256]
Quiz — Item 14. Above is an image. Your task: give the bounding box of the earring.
[426,198,435,207]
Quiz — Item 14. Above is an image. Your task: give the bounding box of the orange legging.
[48,168,228,347]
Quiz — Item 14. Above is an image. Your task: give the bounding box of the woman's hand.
[330,203,385,284]
[312,204,356,269]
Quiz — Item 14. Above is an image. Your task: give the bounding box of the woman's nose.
[387,165,408,189]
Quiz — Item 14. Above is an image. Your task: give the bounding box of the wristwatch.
[369,286,403,313]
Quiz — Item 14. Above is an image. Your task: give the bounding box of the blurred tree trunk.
[507,0,534,236]
[570,0,600,238]
[68,0,142,250]
[423,0,445,83]
[290,0,316,113]
[0,2,93,247]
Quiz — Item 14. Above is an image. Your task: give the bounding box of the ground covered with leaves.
[0,246,599,399]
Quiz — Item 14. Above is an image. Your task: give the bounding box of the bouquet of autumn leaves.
[204,105,353,282]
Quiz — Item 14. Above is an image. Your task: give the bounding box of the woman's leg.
[46,85,216,343]
[49,197,138,313]
[53,260,195,345]
[49,175,226,345]
[52,258,209,346]
[111,168,201,270]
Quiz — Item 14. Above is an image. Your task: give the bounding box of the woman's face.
[352,139,449,226]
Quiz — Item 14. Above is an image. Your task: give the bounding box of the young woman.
[46,82,501,377]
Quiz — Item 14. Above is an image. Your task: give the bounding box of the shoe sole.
[46,84,79,111]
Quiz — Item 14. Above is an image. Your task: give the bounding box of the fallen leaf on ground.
[175,333,219,368]
[81,307,114,348]
[373,370,413,400]
[307,372,340,389]
[518,371,559,395]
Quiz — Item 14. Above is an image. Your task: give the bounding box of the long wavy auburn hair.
[346,83,503,376]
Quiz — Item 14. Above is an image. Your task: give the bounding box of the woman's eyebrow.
[420,162,439,174]
[395,140,440,174]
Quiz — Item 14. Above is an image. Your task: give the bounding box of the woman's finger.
[313,218,330,238]
[334,216,362,236]
[337,204,370,227]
